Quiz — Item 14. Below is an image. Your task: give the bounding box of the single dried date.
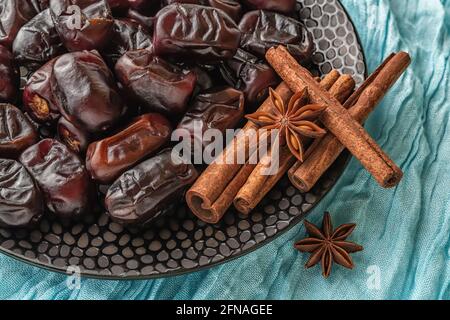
[54,51,125,133]
[221,49,279,108]
[0,104,38,159]
[57,117,91,154]
[49,0,114,51]
[0,159,44,227]
[86,113,172,184]
[242,0,296,14]
[22,58,61,125]
[177,87,244,147]
[105,149,198,226]
[102,18,153,67]
[0,45,19,104]
[13,9,66,70]
[20,139,92,218]
[153,4,241,63]
[0,0,38,48]
[115,49,196,116]
[239,10,314,65]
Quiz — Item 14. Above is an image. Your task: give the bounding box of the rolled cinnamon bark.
[289,52,411,192]
[233,74,354,215]
[267,46,404,189]
[186,82,294,223]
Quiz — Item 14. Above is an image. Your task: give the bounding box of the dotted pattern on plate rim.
[0,0,366,279]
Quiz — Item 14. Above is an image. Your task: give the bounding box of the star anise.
[245,88,327,162]
[294,212,363,278]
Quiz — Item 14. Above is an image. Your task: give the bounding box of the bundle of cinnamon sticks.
[187,46,411,224]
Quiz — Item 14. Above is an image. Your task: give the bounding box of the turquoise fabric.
[1,0,449,300]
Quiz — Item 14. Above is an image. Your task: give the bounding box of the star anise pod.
[245,88,327,161]
[294,212,363,278]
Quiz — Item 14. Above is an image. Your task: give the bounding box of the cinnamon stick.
[289,52,411,192]
[267,46,404,188]
[186,82,294,223]
[233,74,354,215]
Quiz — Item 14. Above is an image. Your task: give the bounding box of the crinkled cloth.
[1,0,449,300]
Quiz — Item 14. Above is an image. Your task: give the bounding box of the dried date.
[0,104,38,159]
[23,58,61,125]
[102,18,152,67]
[115,49,196,116]
[177,87,244,147]
[239,10,314,65]
[57,116,91,154]
[0,0,38,48]
[105,148,198,225]
[221,49,279,108]
[0,159,44,227]
[0,45,19,103]
[13,9,66,70]
[153,4,241,63]
[49,0,114,51]
[86,113,172,184]
[20,139,92,217]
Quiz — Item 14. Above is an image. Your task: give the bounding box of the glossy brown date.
[0,45,19,104]
[153,4,241,63]
[0,104,38,159]
[13,9,66,70]
[102,18,153,67]
[49,0,114,51]
[86,113,172,184]
[115,49,196,116]
[24,51,125,132]
[0,0,38,48]
[221,49,279,109]
[0,159,44,227]
[105,148,198,226]
[239,10,314,65]
[163,0,242,22]
[22,58,61,125]
[177,87,244,147]
[57,117,91,154]
[242,0,296,14]
[20,139,92,218]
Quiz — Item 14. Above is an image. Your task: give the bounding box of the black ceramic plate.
[0,0,366,279]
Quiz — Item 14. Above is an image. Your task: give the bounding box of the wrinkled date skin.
[103,18,152,67]
[0,45,19,103]
[105,149,198,226]
[86,113,172,184]
[126,8,154,29]
[163,0,242,22]
[177,87,244,147]
[20,139,92,218]
[239,10,314,64]
[0,0,38,48]
[13,9,66,69]
[0,104,38,159]
[49,0,114,51]
[116,49,196,116]
[24,51,125,132]
[54,51,125,132]
[153,4,241,63]
[242,0,296,14]
[221,49,279,108]
[57,116,91,154]
[23,58,61,125]
[0,159,44,227]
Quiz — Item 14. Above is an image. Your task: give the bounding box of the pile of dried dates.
[0,0,314,228]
